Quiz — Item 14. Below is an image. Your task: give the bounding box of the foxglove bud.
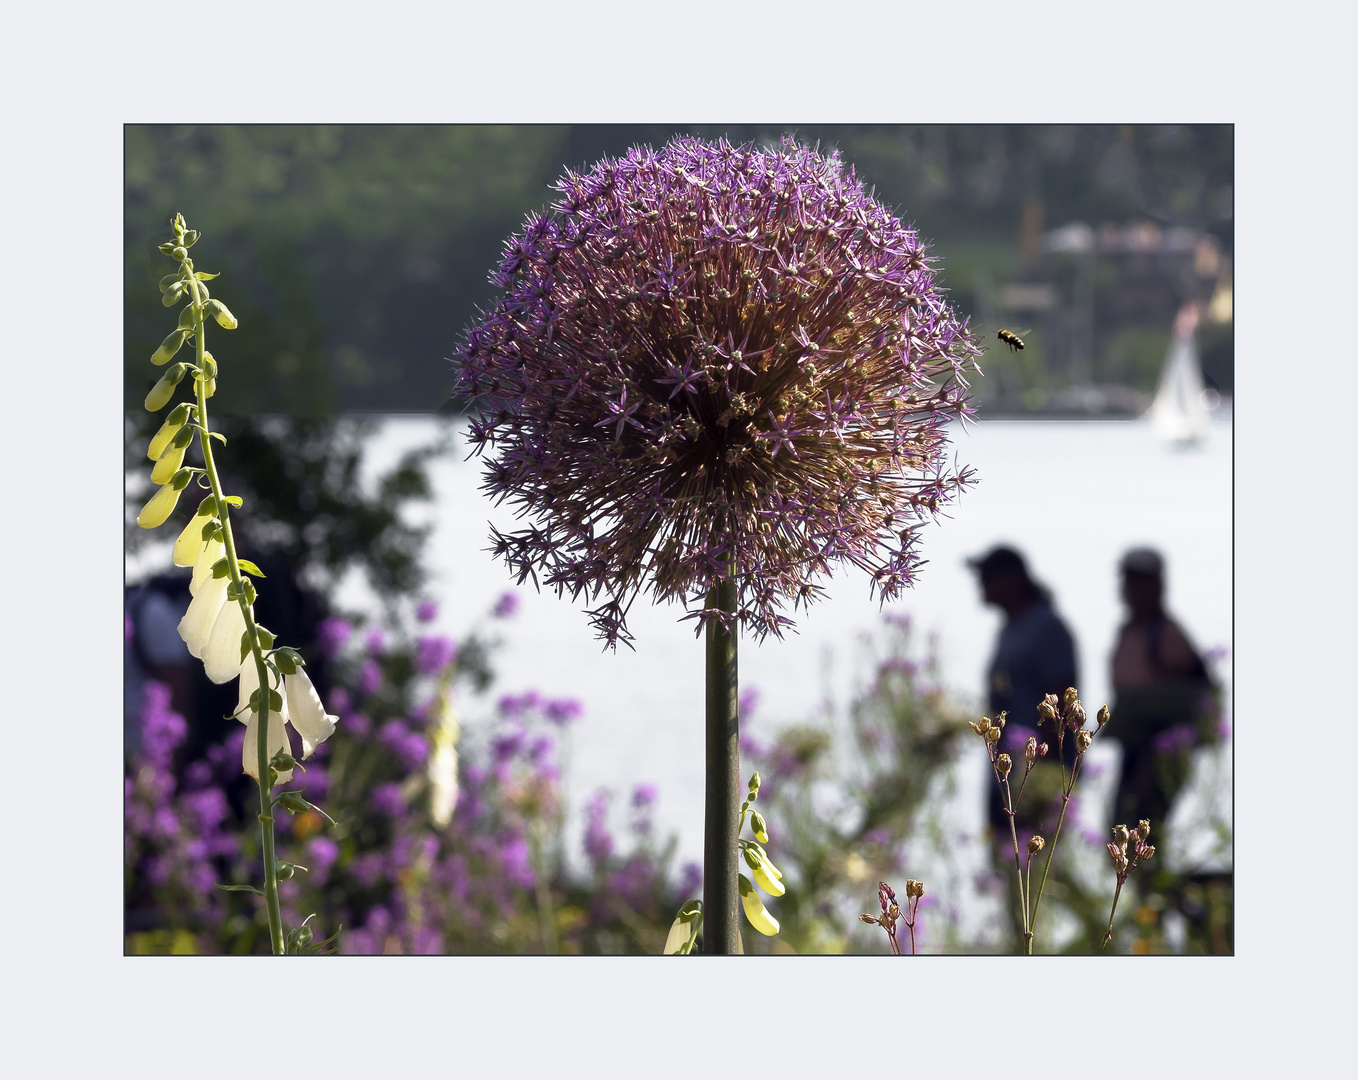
[286,924,314,950]
[161,281,186,307]
[145,362,189,411]
[149,437,188,486]
[277,863,296,880]
[172,497,218,566]
[203,299,237,329]
[738,874,779,936]
[747,771,761,796]
[150,329,189,367]
[750,809,769,844]
[136,469,192,528]
[148,402,193,461]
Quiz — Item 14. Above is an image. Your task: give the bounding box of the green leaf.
[213,883,265,897]
[221,494,242,507]
[235,559,266,578]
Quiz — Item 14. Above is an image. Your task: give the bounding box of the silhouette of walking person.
[1109,547,1217,830]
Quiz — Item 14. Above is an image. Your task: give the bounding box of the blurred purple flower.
[457,135,978,649]
[498,690,541,718]
[365,628,387,656]
[370,782,405,817]
[492,591,520,619]
[739,687,761,721]
[631,783,658,810]
[491,727,527,764]
[352,853,386,888]
[416,635,457,675]
[544,697,582,726]
[317,617,353,660]
[527,734,555,766]
[416,599,439,623]
[679,861,703,898]
[500,834,535,889]
[583,790,614,869]
[125,614,134,646]
[1154,724,1196,754]
[359,659,383,696]
[337,714,366,743]
[139,681,187,767]
[308,836,339,883]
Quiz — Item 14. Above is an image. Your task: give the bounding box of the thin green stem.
[1102,878,1125,951]
[1001,775,1030,943]
[1028,754,1084,953]
[185,263,285,956]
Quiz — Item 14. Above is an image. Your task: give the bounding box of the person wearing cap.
[968,545,1079,839]
[1109,547,1218,829]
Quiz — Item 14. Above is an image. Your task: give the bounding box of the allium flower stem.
[185,270,286,957]
[702,576,741,953]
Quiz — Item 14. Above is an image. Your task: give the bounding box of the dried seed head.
[860,912,880,925]
[997,753,1013,778]
[1024,736,1039,762]
[1137,819,1151,841]
[986,727,1001,744]
[1112,824,1131,850]
[1062,687,1079,712]
[1038,697,1058,722]
[1037,741,1049,758]
[1076,730,1093,753]
[1097,704,1111,729]
[972,716,993,736]
[905,879,924,898]
[1140,844,1156,862]
[1027,835,1045,855]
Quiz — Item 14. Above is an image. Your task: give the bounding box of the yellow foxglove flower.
[739,874,779,936]
[663,915,698,955]
[283,668,339,758]
[743,846,785,897]
[188,534,226,594]
[148,405,191,461]
[242,707,294,784]
[136,478,186,529]
[173,503,218,568]
[178,571,229,658]
[150,440,188,485]
[203,596,249,684]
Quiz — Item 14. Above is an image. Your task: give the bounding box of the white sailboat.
[1147,302,1211,445]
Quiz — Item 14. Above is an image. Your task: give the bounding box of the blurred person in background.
[1108,547,1218,830]
[968,545,1080,840]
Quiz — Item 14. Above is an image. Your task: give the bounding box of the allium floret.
[457,136,979,648]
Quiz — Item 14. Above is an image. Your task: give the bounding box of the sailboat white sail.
[1148,303,1210,444]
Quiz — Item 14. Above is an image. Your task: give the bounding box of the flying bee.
[997,328,1028,352]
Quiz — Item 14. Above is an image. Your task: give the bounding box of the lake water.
[128,412,1233,942]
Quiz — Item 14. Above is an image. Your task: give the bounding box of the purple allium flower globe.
[457,136,978,649]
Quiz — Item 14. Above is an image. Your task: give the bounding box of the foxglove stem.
[703,577,740,953]
[185,268,286,956]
